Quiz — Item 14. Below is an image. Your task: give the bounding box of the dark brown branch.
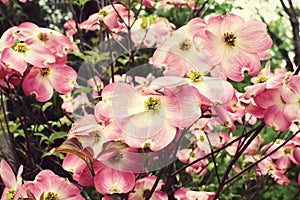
[280,0,300,66]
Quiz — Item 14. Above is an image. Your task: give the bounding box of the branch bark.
[280,0,300,66]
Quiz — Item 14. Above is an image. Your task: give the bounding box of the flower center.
[187,70,203,82]
[39,68,51,76]
[256,75,268,83]
[13,42,29,53]
[142,189,151,199]
[43,192,58,200]
[199,135,205,142]
[99,9,108,17]
[5,189,16,200]
[91,130,102,142]
[38,33,49,42]
[144,97,161,112]
[142,141,153,149]
[283,147,291,155]
[178,39,193,51]
[275,139,281,144]
[268,165,275,171]
[223,32,236,47]
[140,16,148,29]
[111,187,121,194]
[189,151,196,158]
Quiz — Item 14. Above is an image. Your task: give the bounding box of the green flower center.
[199,135,205,142]
[178,39,193,51]
[144,97,161,112]
[189,151,196,158]
[283,147,291,155]
[44,192,58,200]
[142,141,153,149]
[13,42,29,53]
[268,165,275,171]
[111,187,121,194]
[6,189,16,200]
[187,70,203,82]
[223,32,236,47]
[99,9,108,17]
[256,75,268,83]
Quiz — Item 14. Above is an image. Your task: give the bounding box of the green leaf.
[69,51,86,60]
[42,149,65,159]
[49,131,68,143]
[72,86,93,95]
[34,133,49,145]
[72,0,91,6]
[42,102,53,112]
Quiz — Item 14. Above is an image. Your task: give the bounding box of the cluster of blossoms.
[0,1,300,200]
[0,22,77,102]
[0,159,84,200]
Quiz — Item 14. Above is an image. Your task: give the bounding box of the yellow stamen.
[187,70,203,82]
[13,42,29,53]
[144,97,161,112]
[256,75,268,83]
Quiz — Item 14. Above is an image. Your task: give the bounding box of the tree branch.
[280,0,300,66]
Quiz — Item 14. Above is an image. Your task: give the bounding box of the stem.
[213,121,265,199]
[107,32,115,83]
[224,130,300,185]
[145,168,164,200]
[171,122,263,177]
[206,132,221,185]
[164,130,186,193]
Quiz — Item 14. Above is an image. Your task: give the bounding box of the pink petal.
[264,105,291,131]
[110,83,145,118]
[22,67,53,102]
[24,40,56,66]
[236,21,272,54]
[166,85,202,128]
[292,147,300,164]
[120,111,167,139]
[122,121,176,151]
[0,160,17,189]
[1,48,27,74]
[48,64,77,94]
[223,51,261,82]
[254,89,282,109]
[275,156,290,170]
[94,167,135,194]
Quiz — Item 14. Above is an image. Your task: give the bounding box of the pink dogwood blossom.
[103,82,203,150]
[281,75,300,123]
[22,64,77,102]
[151,24,213,77]
[129,176,167,200]
[94,166,135,195]
[0,160,23,200]
[199,13,272,81]
[79,3,135,33]
[25,170,84,200]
